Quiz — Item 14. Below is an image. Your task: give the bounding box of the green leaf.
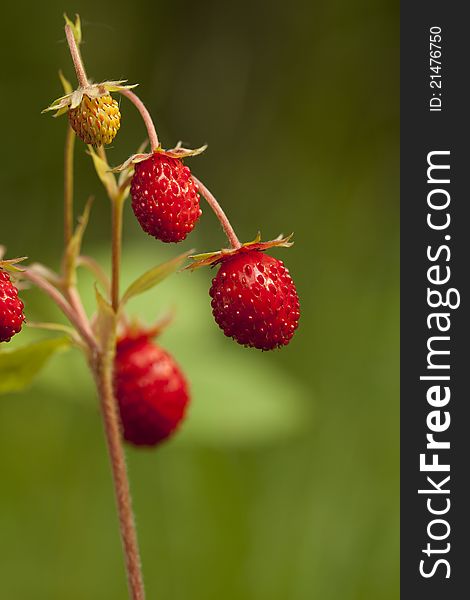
[121,251,192,306]
[94,286,116,352]
[0,337,71,395]
[62,197,94,286]
[88,147,118,198]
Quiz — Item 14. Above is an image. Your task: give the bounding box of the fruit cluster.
[1,16,300,449]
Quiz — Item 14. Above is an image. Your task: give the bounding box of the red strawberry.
[209,251,300,350]
[114,331,190,446]
[131,153,201,243]
[0,269,25,343]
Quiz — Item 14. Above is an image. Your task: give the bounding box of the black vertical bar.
[401,2,469,598]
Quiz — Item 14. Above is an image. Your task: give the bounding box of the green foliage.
[94,285,116,352]
[0,337,70,395]
[121,251,192,305]
[88,147,118,199]
[62,197,94,286]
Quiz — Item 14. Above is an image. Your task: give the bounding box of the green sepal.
[111,143,207,173]
[43,81,137,116]
[186,233,294,270]
[0,257,27,274]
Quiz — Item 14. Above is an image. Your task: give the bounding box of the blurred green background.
[0,1,398,598]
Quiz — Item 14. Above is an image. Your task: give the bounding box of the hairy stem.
[64,126,76,247]
[66,287,91,335]
[192,177,241,248]
[111,196,125,311]
[65,24,88,88]
[93,353,145,600]
[63,123,92,359]
[119,89,159,151]
[92,137,145,600]
[95,144,124,311]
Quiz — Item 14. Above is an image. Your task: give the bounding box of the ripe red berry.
[114,332,190,446]
[131,153,201,243]
[0,269,25,343]
[209,251,300,350]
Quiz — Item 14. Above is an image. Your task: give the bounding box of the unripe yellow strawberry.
[68,94,120,146]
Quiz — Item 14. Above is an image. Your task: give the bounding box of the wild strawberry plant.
[0,15,300,600]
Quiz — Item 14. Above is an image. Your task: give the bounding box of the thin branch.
[192,177,241,249]
[65,24,88,88]
[66,287,91,336]
[119,89,159,151]
[22,268,97,352]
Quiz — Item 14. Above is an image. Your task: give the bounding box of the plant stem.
[93,140,145,599]
[66,287,91,336]
[95,144,124,311]
[192,177,241,249]
[93,353,145,600]
[63,121,92,357]
[56,25,146,600]
[65,24,89,88]
[64,126,76,247]
[111,196,125,311]
[119,89,160,151]
[116,90,241,249]
[22,268,97,351]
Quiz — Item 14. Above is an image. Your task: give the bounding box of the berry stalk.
[192,177,241,249]
[119,89,160,151]
[118,91,241,249]
[22,268,97,351]
[90,144,145,596]
[93,351,146,600]
[65,23,88,88]
[65,286,91,337]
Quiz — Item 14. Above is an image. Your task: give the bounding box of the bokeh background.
[0,1,399,598]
